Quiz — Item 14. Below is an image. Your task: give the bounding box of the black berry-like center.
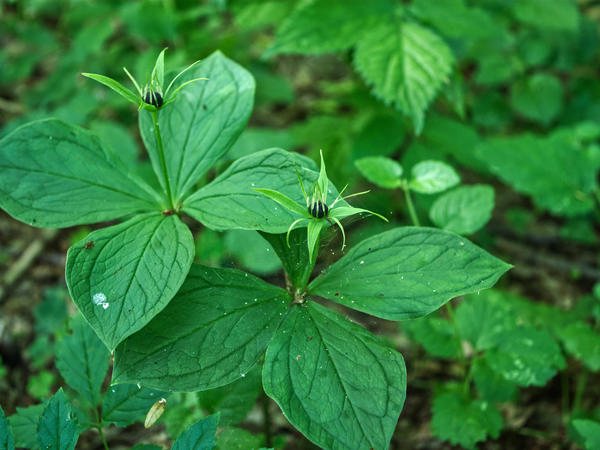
[144,91,163,108]
[309,201,328,219]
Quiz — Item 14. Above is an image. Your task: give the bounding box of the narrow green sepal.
[329,205,388,222]
[307,219,326,263]
[82,73,141,106]
[253,188,309,217]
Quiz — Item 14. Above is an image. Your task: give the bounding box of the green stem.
[561,371,569,424]
[402,180,420,227]
[151,110,174,210]
[261,390,273,447]
[573,369,588,413]
[445,303,469,394]
[97,426,109,450]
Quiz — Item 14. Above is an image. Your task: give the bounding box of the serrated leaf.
[8,404,45,449]
[409,160,460,194]
[139,51,254,203]
[183,148,345,234]
[265,0,393,56]
[431,391,503,449]
[0,405,15,450]
[513,0,579,32]
[355,156,403,189]
[510,73,563,125]
[429,185,494,235]
[555,322,600,371]
[309,227,511,320]
[477,132,597,217]
[113,264,291,391]
[0,119,159,228]
[197,367,262,427]
[102,384,167,427]
[56,315,110,407]
[402,316,460,359]
[263,302,406,450]
[354,20,454,133]
[65,213,194,350]
[472,358,518,403]
[485,327,565,386]
[37,389,79,450]
[454,290,517,351]
[573,419,600,450]
[172,414,219,450]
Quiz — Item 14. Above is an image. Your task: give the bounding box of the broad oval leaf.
[113,264,291,391]
[102,384,167,427]
[355,156,403,189]
[0,119,160,228]
[354,20,454,133]
[183,148,345,233]
[38,389,79,450]
[409,160,460,194]
[139,51,255,203]
[56,315,110,407]
[65,213,194,350]
[510,73,563,125]
[309,227,511,320]
[263,302,406,450]
[429,184,495,235]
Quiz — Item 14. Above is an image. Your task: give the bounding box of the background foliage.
[1,0,600,448]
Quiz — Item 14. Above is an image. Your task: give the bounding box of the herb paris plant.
[0,50,511,449]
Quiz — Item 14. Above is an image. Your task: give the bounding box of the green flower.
[82,48,207,111]
[254,150,387,261]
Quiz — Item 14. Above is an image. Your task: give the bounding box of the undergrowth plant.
[0,50,511,449]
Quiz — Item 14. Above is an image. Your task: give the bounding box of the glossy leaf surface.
[113,265,290,391]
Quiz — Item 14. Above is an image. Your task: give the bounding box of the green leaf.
[573,419,600,450]
[197,368,262,427]
[224,230,281,276]
[555,322,600,371]
[265,0,393,56]
[0,405,15,450]
[113,264,291,391]
[139,51,255,203]
[172,414,219,450]
[259,229,312,290]
[0,119,160,228]
[477,132,597,217]
[510,73,563,125]
[429,185,494,235]
[485,327,565,386]
[215,427,265,450]
[454,293,516,351]
[354,20,454,133]
[37,389,79,450]
[151,48,166,89]
[65,213,194,350]
[183,148,345,234]
[81,73,140,106]
[402,316,460,359]
[409,160,460,194]
[306,219,326,263]
[8,404,45,449]
[252,188,308,218]
[102,384,167,427]
[355,156,403,189]
[471,358,518,403]
[309,227,511,320]
[263,302,406,450]
[431,391,503,449]
[513,0,579,32]
[56,315,110,407]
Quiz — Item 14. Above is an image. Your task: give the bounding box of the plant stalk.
[151,110,175,210]
[445,302,469,394]
[97,426,109,450]
[402,180,420,227]
[261,390,273,447]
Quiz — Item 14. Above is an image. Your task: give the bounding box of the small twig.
[0,228,58,302]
